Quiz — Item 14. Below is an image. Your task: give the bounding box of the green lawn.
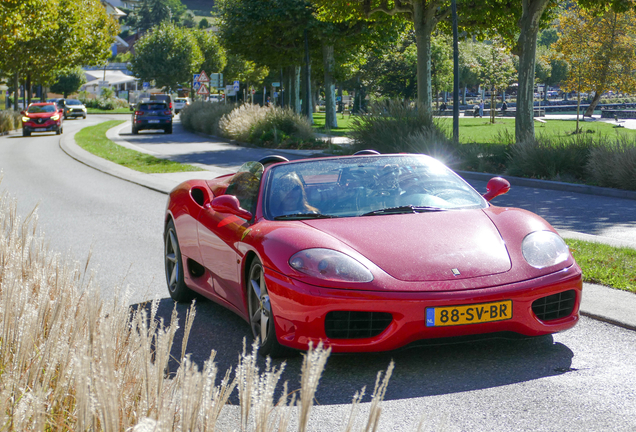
[87,108,132,114]
[432,117,636,144]
[313,113,636,144]
[74,120,202,174]
[312,112,356,136]
[566,239,636,293]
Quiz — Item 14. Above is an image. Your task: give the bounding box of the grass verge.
[87,108,132,114]
[74,120,202,173]
[566,239,636,293]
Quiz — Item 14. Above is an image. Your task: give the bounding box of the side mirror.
[59,109,64,114]
[483,177,510,201]
[210,195,252,221]
[20,110,25,115]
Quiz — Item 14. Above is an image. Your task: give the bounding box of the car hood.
[302,210,511,282]
[25,113,56,119]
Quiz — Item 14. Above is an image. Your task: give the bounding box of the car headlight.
[289,248,373,282]
[522,231,570,269]
[51,114,60,121]
[22,117,30,122]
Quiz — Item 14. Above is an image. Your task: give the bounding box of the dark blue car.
[132,101,173,134]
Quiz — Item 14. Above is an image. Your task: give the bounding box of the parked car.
[132,101,173,134]
[209,94,222,103]
[63,99,87,119]
[174,97,191,114]
[21,102,64,137]
[164,153,582,357]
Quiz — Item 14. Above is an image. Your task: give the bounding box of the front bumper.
[22,123,60,132]
[264,265,582,352]
[65,109,86,117]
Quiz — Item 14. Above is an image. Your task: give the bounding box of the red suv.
[21,103,64,137]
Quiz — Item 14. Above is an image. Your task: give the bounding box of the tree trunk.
[322,43,338,130]
[292,66,301,113]
[585,92,602,117]
[413,1,436,108]
[26,74,32,106]
[514,0,550,144]
[13,72,19,111]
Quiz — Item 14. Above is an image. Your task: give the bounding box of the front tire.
[56,126,61,135]
[164,220,195,302]
[23,129,30,137]
[248,258,291,357]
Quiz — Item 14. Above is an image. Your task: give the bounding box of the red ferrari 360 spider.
[164,153,582,356]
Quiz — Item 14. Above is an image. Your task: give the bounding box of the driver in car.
[271,172,319,217]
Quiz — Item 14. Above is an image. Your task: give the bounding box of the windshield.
[27,105,56,114]
[264,155,486,219]
[66,99,82,105]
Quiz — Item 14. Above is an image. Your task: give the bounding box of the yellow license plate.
[426,300,512,327]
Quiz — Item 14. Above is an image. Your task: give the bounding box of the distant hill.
[181,0,215,15]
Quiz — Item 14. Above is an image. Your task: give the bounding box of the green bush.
[506,135,595,182]
[180,101,236,136]
[587,136,636,190]
[0,110,21,134]
[348,99,442,154]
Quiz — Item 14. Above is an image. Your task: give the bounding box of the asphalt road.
[1,115,635,431]
[0,115,167,304]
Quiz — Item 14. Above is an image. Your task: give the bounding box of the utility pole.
[452,0,459,144]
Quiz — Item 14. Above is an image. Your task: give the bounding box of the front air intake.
[532,290,576,321]
[325,311,392,339]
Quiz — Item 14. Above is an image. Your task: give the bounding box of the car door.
[197,162,263,314]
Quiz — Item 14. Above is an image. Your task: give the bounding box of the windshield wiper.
[274,213,339,220]
[361,205,445,216]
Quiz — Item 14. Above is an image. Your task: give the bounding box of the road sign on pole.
[233,80,240,91]
[197,83,210,96]
[198,70,210,83]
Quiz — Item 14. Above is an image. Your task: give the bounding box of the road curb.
[59,125,176,195]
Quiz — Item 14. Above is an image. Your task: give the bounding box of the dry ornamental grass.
[0,188,404,431]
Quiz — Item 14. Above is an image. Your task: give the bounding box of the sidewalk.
[59,120,636,332]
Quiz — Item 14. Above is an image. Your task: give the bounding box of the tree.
[50,66,87,97]
[193,29,227,77]
[135,0,187,32]
[0,0,118,108]
[477,42,516,123]
[430,34,453,110]
[553,6,636,116]
[361,30,418,100]
[198,18,210,29]
[130,23,203,90]
[181,10,197,28]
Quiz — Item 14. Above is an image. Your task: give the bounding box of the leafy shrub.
[348,99,442,154]
[0,110,21,133]
[587,136,636,190]
[457,142,512,174]
[180,100,236,136]
[506,135,595,182]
